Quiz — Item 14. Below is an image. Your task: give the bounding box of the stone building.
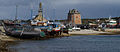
[67,9,82,26]
[33,2,47,21]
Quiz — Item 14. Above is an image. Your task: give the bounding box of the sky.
[0,0,120,20]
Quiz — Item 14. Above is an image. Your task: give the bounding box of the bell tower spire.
[33,2,47,22]
[40,2,42,9]
[38,2,43,18]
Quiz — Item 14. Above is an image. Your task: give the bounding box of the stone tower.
[34,2,47,21]
[38,2,43,19]
[68,9,82,25]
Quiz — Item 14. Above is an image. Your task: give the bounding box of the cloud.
[0,0,39,6]
[53,0,80,5]
[49,0,120,7]
[0,0,120,20]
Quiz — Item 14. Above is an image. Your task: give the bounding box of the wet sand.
[105,29,120,32]
[0,40,17,52]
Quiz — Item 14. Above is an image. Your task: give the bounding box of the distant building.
[67,9,82,26]
[33,2,47,21]
[31,2,47,26]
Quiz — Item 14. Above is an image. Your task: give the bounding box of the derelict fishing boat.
[3,22,46,38]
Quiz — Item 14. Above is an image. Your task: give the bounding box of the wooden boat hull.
[3,21,46,38]
[5,30,46,38]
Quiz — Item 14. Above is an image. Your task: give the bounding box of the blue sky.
[0,0,120,20]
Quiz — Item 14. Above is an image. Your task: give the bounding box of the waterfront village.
[0,2,120,41]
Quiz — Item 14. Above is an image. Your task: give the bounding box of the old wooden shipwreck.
[2,20,68,38]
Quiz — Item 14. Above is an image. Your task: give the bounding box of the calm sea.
[8,35,120,52]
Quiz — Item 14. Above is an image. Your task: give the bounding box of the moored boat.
[3,22,46,38]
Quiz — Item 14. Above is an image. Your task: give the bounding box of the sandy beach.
[69,30,111,35]
[69,29,120,35]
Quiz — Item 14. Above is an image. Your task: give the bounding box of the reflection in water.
[2,35,120,52]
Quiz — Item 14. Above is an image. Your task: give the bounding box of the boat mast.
[53,8,56,22]
[30,3,33,20]
[15,5,18,20]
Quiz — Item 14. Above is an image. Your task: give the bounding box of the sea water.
[3,35,120,52]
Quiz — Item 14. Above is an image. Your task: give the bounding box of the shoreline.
[0,29,120,41]
[0,29,120,52]
[68,29,120,35]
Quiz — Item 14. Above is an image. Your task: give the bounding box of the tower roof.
[69,9,80,14]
